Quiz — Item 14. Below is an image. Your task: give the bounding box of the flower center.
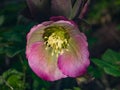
[43,26,70,56]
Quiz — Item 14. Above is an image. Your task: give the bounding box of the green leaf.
[7,75,25,90]
[104,67,120,77]
[73,87,81,90]
[102,49,120,65]
[2,69,23,79]
[64,87,81,90]
[1,69,26,90]
[91,58,120,77]
[88,66,103,78]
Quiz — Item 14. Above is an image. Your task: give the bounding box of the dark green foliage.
[0,0,120,90]
[87,0,120,24]
[88,66,103,78]
[0,25,28,57]
[0,69,26,90]
[91,49,120,77]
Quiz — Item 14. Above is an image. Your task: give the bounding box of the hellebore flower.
[26,16,90,81]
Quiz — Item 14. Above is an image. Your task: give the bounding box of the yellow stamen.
[43,26,70,56]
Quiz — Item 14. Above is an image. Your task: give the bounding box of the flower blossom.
[26,16,90,81]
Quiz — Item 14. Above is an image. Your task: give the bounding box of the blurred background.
[0,0,120,90]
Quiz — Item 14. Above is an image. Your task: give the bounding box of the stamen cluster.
[43,26,69,56]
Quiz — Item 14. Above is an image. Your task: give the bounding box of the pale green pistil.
[43,26,69,56]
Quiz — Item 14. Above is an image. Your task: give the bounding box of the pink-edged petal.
[53,20,74,27]
[51,20,80,37]
[27,24,44,40]
[50,16,77,26]
[27,21,54,49]
[26,42,67,81]
[42,21,53,26]
[41,20,79,38]
[58,34,90,77]
[50,16,68,21]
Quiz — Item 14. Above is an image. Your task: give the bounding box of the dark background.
[0,0,120,90]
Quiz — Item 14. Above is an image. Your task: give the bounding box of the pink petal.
[26,42,67,81]
[26,21,54,53]
[58,34,90,77]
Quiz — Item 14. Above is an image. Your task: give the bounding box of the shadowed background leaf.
[51,0,72,18]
